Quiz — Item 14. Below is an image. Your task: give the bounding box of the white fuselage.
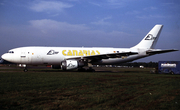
[1,46,147,65]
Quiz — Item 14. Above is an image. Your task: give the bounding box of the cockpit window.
[8,51,14,53]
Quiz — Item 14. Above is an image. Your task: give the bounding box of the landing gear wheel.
[78,68,86,72]
[24,68,28,72]
[87,67,95,72]
[170,71,174,75]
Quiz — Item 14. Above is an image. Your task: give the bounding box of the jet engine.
[61,59,85,70]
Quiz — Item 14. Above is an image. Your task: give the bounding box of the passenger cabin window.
[8,51,14,53]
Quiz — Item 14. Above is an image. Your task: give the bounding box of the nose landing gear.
[19,64,28,72]
[24,67,28,72]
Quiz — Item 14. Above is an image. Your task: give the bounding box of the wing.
[83,51,138,60]
[66,51,138,61]
[146,49,178,55]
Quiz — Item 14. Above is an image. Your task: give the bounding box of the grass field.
[0,67,180,110]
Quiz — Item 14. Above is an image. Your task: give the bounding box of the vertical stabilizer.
[131,25,163,49]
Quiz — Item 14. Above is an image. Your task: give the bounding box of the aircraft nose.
[1,53,11,61]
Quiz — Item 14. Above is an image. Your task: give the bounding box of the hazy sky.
[0,0,180,62]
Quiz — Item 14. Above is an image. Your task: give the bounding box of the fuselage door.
[20,51,31,64]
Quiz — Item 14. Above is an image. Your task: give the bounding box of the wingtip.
[173,49,179,51]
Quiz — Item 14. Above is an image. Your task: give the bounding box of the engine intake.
[61,59,84,70]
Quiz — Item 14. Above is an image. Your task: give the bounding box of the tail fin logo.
[145,34,155,40]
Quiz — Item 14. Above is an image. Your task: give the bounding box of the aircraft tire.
[87,68,95,72]
[170,71,174,75]
[24,68,28,72]
[78,68,86,72]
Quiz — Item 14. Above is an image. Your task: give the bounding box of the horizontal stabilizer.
[146,49,178,55]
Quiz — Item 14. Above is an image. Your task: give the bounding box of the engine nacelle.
[61,60,84,70]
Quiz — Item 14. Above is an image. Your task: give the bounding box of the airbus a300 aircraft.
[1,25,178,71]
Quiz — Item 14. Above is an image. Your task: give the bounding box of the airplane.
[1,24,178,72]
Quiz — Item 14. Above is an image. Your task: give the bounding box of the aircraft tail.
[131,25,163,49]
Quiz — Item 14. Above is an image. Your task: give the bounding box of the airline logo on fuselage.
[47,50,59,55]
[62,50,100,56]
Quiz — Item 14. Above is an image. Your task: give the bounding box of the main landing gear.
[78,67,95,72]
[87,67,95,72]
